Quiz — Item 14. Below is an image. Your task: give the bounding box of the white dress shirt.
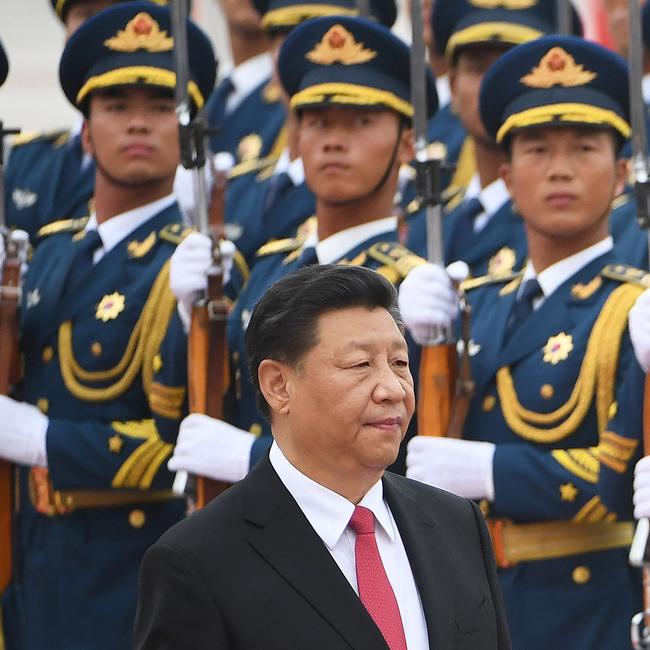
[463,174,510,233]
[519,236,614,308]
[273,148,305,186]
[269,442,429,649]
[84,193,176,264]
[300,216,397,265]
[223,52,274,116]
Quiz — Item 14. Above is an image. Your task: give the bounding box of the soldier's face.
[218,0,264,35]
[65,0,117,40]
[263,307,414,489]
[83,87,180,190]
[298,106,414,204]
[501,127,627,245]
[449,45,508,145]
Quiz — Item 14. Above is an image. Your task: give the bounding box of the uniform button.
[540,384,554,399]
[91,342,103,357]
[572,566,591,585]
[152,354,163,373]
[249,423,262,436]
[129,509,146,529]
[482,396,496,412]
[37,398,49,414]
[42,346,54,363]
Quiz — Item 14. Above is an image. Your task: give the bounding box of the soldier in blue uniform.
[399,35,644,649]
[0,5,216,649]
[217,0,396,265]
[4,0,171,244]
[406,0,582,279]
[205,0,285,164]
[167,15,436,486]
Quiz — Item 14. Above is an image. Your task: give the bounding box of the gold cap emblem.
[306,25,377,65]
[104,12,174,53]
[521,47,597,89]
[470,0,537,8]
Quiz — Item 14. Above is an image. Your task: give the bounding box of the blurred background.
[0,0,613,132]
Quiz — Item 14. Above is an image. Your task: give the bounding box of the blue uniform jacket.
[2,203,189,650]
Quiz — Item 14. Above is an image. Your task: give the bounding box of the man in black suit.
[133,264,510,649]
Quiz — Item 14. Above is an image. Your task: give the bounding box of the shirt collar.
[478,178,509,217]
[274,148,305,186]
[523,236,613,298]
[226,52,273,112]
[85,193,176,255]
[269,442,394,549]
[316,217,397,265]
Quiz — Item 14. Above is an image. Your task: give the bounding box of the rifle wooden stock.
[0,253,21,593]
[188,169,230,509]
[417,343,457,438]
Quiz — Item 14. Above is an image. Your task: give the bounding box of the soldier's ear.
[398,124,415,165]
[500,161,512,194]
[258,359,291,416]
[613,157,628,199]
[81,119,94,157]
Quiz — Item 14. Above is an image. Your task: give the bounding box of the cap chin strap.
[332,119,405,206]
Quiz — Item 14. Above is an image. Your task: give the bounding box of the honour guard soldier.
[167,15,435,485]
[205,0,286,165]
[219,0,396,264]
[406,0,582,278]
[0,5,216,649]
[399,35,644,648]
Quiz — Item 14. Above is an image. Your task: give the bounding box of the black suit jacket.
[133,456,511,649]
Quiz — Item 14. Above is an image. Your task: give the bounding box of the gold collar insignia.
[306,25,377,65]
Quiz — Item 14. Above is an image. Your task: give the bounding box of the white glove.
[167,413,255,483]
[629,289,650,372]
[169,233,236,332]
[0,229,30,273]
[398,262,467,345]
[634,456,650,519]
[406,435,495,500]
[0,395,48,467]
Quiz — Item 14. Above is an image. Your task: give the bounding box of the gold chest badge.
[96,292,126,322]
[543,332,574,365]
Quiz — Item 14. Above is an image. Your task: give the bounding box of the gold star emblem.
[543,332,573,365]
[237,134,263,162]
[521,47,597,89]
[104,12,173,53]
[108,434,123,454]
[96,292,126,322]
[560,482,578,502]
[306,25,377,66]
[488,247,516,276]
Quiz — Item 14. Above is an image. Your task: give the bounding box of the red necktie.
[348,505,408,650]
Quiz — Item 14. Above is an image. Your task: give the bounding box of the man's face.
[65,0,117,40]
[82,86,180,190]
[449,45,508,144]
[280,307,415,481]
[218,0,264,34]
[298,106,414,204]
[501,127,627,243]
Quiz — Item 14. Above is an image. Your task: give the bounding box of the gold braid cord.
[58,261,176,402]
[496,283,642,443]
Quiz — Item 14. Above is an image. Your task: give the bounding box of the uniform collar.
[314,217,397,265]
[523,236,614,300]
[269,441,395,550]
[274,148,305,186]
[226,52,273,113]
[86,193,176,255]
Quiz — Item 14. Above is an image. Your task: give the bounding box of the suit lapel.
[382,474,457,648]
[243,458,389,650]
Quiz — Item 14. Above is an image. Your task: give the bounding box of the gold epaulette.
[159,223,193,245]
[461,271,522,292]
[10,129,70,148]
[601,264,650,289]
[262,80,281,103]
[367,242,427,285]
[36,216,90,239]
[255,237,302,257]
[228,155,277,180]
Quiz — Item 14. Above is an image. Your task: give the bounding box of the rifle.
[627,0,650,646]
[170,0,230,508]
[0,118,22,594]
[409,0,467,438]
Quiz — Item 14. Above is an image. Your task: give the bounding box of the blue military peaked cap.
[254,0,396,32]
[51,0,172,22]
[432,0,582,62]
[479,35,631,145]
[279,16,437,120]
[0,40,7,88]
[59,2,214,114]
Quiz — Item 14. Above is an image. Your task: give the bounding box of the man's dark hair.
[245,264,403,418]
